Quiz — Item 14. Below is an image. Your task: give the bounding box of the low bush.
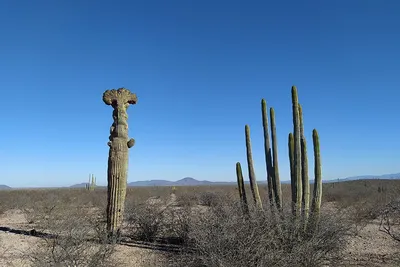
[163,206,192,245]
[175,193,198,207]
[165,201,350,267]
[380,198,400,242]
[198,192,220,207]
[125,200,167,242]
[26,206,116,267]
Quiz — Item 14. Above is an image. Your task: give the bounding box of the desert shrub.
[380,198,400,242]
[26,206,116,267]
[163,206,193,245]
[198,192,220,207]
[125,200,167,242]
[164,201,350,267]
[0,203,6,216]
[345,200,379,236]
[175,193,198,207]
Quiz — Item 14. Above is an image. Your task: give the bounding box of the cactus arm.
[127,138,135,148]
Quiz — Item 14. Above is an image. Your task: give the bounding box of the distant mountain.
[70,183,88,188]
[0,185,11,190]
[174,177,212,186]
[332,173,400,183]
[128,177,220,187]
[69,173,400,188]
[128,179,174,187]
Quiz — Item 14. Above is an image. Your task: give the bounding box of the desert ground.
[1,180,400,267]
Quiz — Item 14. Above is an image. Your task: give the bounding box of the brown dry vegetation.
[0,179,400,266]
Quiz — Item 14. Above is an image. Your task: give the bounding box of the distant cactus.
[103,87,137,240]
[86,174,96,191]
[245,125,263,209]
[236,86,323,231]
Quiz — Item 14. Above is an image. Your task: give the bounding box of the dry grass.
[0,179,400,266]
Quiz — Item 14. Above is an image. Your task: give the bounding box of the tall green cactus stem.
[236,162,249,214]
[245,125,263,209]
[288,133,296,214]
[91,174,96,191]
[86,174,91,190]
[299,105,310,224]
[291,86,302,216]
[270,107,282,210]
[103,88,137,239]
[310,129,322,217]
[261,99,274,208]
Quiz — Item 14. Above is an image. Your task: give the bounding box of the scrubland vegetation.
[0,180,400,266]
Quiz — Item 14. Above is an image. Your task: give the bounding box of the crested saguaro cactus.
[103,88,137,239]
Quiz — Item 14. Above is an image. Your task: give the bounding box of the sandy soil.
[0,203,399,267]
[341,220,399,267]
[0,208,164,267]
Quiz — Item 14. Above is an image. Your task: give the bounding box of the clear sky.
[1,0,399,187]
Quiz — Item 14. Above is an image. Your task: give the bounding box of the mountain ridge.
[0,185,11,190]
[3,173,400,189]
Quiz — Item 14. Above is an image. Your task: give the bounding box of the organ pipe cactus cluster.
[85,174,96,191]
[236,86,322,229]
[103,87,137,239]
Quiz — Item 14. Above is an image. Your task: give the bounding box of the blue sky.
[1,0,399,187]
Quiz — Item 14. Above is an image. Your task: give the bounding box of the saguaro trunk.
[103,88,137,239]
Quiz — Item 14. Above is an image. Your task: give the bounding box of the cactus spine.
[261,99,275,208]
[245,125,263,209]
[270,107,282,210]
[103,88,137,239]
[236,86,322,231]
